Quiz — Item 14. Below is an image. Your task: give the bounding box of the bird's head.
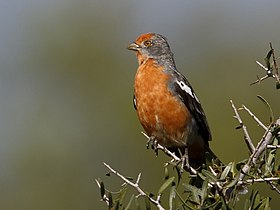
[127,33,173,65]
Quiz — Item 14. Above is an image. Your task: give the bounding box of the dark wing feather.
[171,71,211,144]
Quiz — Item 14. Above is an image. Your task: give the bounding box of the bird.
[127,33,218,170]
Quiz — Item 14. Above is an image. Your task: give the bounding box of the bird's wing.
[171,71,212,143]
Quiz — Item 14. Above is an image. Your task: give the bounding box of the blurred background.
[0,0,279,209]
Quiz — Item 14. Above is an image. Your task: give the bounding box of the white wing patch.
[133,95,137,110]
[176,80,200,103]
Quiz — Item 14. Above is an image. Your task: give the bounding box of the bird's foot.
[146,136,159,156]
[180,147,190,173]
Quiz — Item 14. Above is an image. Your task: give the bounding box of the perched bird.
[127,33,217,169]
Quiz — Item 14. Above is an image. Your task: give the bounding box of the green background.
[0,0,279,209]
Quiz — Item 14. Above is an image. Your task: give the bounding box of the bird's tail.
[190,147,223,188]
[205,146,223,166]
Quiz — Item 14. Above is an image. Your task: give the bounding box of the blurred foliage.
[1,1,280,210]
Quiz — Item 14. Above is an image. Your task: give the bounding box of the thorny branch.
[238,125,272,182]
[251,42,280,88]
[230,100,255,153]
[102,162,165,210]
[98,107,279,209]
[231,100,280,194]
[250,62,270,85]
[242,105,267,130]
[141,132,228,195]
[141,131,198,175]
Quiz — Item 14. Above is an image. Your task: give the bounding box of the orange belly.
[134,59,191,148]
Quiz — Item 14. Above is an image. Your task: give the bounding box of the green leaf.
[204,196,222,209]
[230,161,237,177]
[236,161,246,171]
[249,190,259,210]
[109,192,113,209]
[124,194,135,210]
[99,180,105,198]
[264,49,273,71]
[135,197,141,210]
[264,197,271,210]
[226,176,238,188]
[272,139,280,173]
[276,81,280,89]
[113,201,120,210]
[253,201,262,210]
[257,95,274,123]
[169,182,176,209]
[244,199,249,210]
[145,196,151,210]
[197,172,206,181]
[220,163,232,180]
[183,183,200,204]
[164,166,169,180]
[158,176,175,195]
[118,187,127,206]
[200,178,209,204]
[271,124,280,135]
[265,139,277,175]
[175,188,192,208]
[201,169,217,183]
[214,201,223,210]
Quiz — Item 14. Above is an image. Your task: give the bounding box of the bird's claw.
[180,154,190,173]
[146,136,159,156]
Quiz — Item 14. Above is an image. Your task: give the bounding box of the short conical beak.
[127,42,141,51]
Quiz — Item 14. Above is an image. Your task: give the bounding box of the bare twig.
[267,145,280,149]
[268,182,280,194]
[252,125,273,164]
[238,177,280,184]
[242,105,267,130]
[250,61,270,85]
[230,100,255,153]
[256,60,269,72]
[251,74,269,85]
[103,162,165,210]
[237,177,280,189]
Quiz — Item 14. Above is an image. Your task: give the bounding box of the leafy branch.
[251,43,280,89]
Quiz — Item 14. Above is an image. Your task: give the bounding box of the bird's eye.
[143,40,153,47]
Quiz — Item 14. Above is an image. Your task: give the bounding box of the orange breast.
[134,59,191,147]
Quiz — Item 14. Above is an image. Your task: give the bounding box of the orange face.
[127,33,156,65]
